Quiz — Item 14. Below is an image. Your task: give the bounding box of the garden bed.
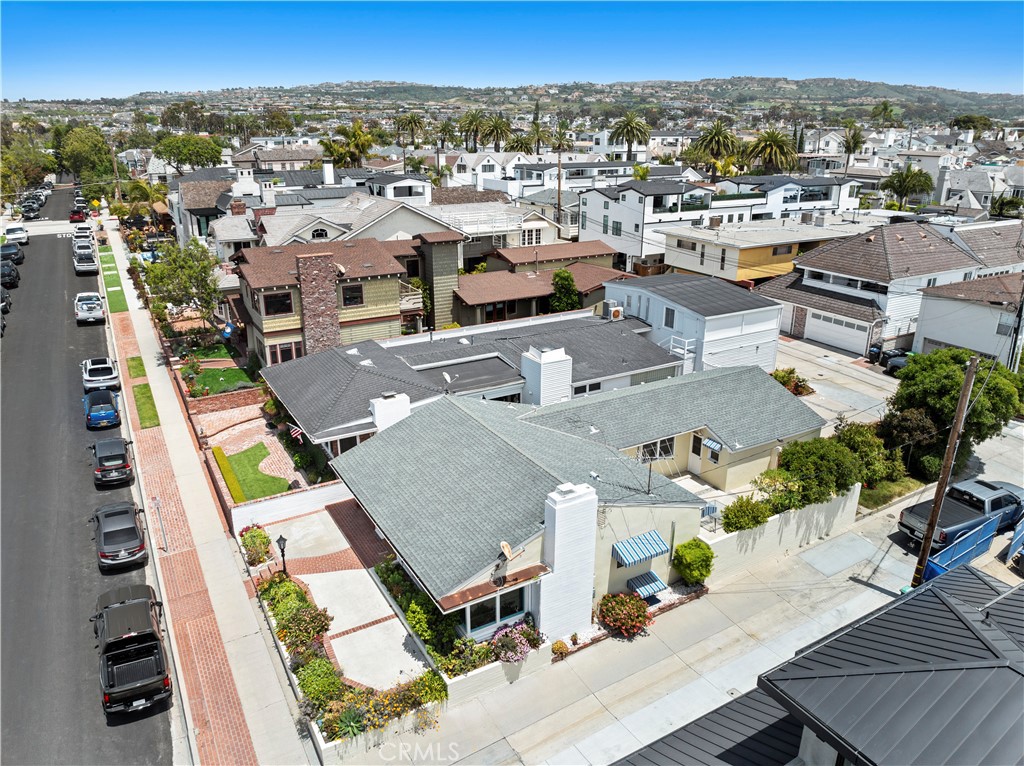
[213,443,290,502]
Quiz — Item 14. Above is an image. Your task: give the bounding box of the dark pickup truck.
[898,479,1024,550]
[92,584,172,714]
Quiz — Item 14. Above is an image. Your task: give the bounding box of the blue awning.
[627,570,667,599]
[612,530,670,567]
[702,437,723,451]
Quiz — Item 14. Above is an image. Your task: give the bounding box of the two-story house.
[603,273,783,372]
[754,220,1024,355]
[716,175,862,220]
[364,173,432,207]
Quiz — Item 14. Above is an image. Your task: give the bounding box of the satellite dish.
[500,541,513,560]
[442,371,452,384]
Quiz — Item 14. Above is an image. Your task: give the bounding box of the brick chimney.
[229,198,246,216]
[296,253,342,355]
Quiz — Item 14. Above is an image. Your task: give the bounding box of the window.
[581,197,587,206]
[664,307,675,329]
[612,221,622,237]
[602,216,609,235]
[727,214,734,223]
[485,301,515,322]
[481,164,495,173]
[262,291,294,316]
[963,272,973,281]
[620,195,627,202]
[311,228,329,240]
[522,228,541,246]
[603,201,609,210]
[926,277,937,288]
[634,223,640,232]
[738,214,744,222]
[342,284,364,307]
[580,212,587,230]
[456,164,467,173]
[771,244,793,256]
[250,288,261,315]
[469,599,497,631]
[639,438,674,462]
[708,448,720,464]
[573,382,601,395]
[268,340,304,365]
[499,589,524,619]
[699,244,705,267]
[625,295,632,308]
[720,252,726,271]
[997,314,1014,336]
[691,434,702,456]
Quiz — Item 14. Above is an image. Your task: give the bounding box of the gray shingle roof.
[759,566,1024,766]
[331,396,701,600]
[524,367,825,451]
[614,689,802,766]
[620,274,781,317]
[754,271,884,323]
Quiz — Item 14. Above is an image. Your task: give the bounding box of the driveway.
[775,336,898,434]
[336,511,932,766]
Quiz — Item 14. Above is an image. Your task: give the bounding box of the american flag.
[288,423,303,440]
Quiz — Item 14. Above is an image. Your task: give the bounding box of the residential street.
[1,189,173,764]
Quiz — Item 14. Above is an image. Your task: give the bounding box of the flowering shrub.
[277,604,332,653]
[598,592,654,637]
[296,657,343,716]
[551,640,570,660]
[492,620,541,664]
[431,637,493,677]
[239,523,272,566]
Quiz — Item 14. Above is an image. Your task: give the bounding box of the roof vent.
[380,391,397,399]
[359,359,375,367]
[866,235,875,242]
[896,234,904,242]
[363,263,373,268]
[345,347,361,355]
[272,249,283,253]
[920,231,927,239]
[345,243,356,248]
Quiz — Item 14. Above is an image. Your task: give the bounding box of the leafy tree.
[880,165,934,210]
[777,438,861,506]
[692,119,740,182]
[870,100,897,127]
[550,268,580,312]
[840,124,864,177]
[751,468,803,514]
[262,109,294,135]
[481,115,513,152]
[883,348,1021,478]
[145,238,221,324]
[949,114,994,132]
[332,120,377,169]
[154,134,222,174]
[747,128,798,174]
[722,496,771,532]
[62,126,109,177]
[396,112,425,147]
[833,419,905,486]
[672,538,715,585]
[428,163,452,188]
[609,111,651,163]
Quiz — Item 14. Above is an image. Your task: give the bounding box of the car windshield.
[103,528,139,546]
[77,254,95,262]
[89,366,115,377]
[99,453,126,467]
[89,403,113,414]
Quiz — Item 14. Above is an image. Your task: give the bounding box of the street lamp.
[276,535,288,575]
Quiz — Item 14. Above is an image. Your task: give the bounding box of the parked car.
[1,261,20,288]
[4,226,29,245]
[21,209,41,221]
[879,347,911,366]
[1,243,25,264]
[74,292,105,324]
[1,287,11,313]
[91,585,170,715]
[83,389,121,428]
[885,354,915,375]
[69,209,86,223]
[81,357,120,391]
[73,223,93,237]
[92,503,146,567]
[898,480,1024,549]
[90,438,134,486]
[73,251,99,275]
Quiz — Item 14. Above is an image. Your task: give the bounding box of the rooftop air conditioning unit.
[609,306,625,321]
[801,212,814,224]
[601,299,619,319]
[708,216,723,229]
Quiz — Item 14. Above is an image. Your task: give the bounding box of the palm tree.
[459,110,485,151]
[125,179,168,222]
[632,164,650,181]
[840,125,865,177]
[481,115,513,152]
[990,194,1023,218]
[609,111,651,163]
[880,165,934,210]
[428,163,453,188]
[436,119,458,150]
[870,100,897,128]
[747,129,798,174]
[527,121,551,154]
[397,112,426,148]
[504,134,534,154]
[550,121,574,153]
[711,154,741,178]
[331,119,376,168]
[691,119,740,182]
[405,155,429,173]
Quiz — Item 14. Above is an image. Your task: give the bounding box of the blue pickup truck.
[899,479,1024,549]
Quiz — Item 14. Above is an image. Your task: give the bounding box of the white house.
[588,129,649,162]
[365,173,432,207]
[603,273,783,373]
[914,273,1024,370]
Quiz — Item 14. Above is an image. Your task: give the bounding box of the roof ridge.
[773,659,1016,681]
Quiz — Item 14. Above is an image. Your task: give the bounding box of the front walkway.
[101,218,311,765]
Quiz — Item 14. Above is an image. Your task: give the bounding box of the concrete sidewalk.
[101,220,311,766]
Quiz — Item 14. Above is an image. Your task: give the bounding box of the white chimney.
[369,392,410,431]
[520,346,572,406]
[260,180,276,208]
[323,159,335,186]
[538,483,598,641]
[220,148,234,167]
[231,167,259,197]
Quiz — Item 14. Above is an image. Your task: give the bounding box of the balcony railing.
[399,281,423,312]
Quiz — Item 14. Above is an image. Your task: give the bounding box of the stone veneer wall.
[296,253,341,354]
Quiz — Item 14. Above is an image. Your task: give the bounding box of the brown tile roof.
[950,222,1024,268]
[254,147,321,162]
[754,271,884,323]
[455,262,631,305]
[181,180,232,211]
[795,222,977,283]
[415,230,465,245]
[430,188,510,206]
[235,240,406,290]
[379,239,421,258]
[920,272,1024,305]
[493,239,617,266]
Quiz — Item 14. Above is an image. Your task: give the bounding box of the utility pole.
[910,355,979,587]
[1008,222,1024,373]
[110,144,122,203]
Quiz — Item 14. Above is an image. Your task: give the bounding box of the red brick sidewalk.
[109,314,259,765]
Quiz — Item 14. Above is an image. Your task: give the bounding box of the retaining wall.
[230,480,354,532]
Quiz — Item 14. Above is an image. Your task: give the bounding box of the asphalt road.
[1,188,173,765]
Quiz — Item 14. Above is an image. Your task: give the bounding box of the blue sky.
[2,1,1022,99]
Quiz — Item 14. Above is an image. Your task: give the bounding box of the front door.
[687,433,703,475]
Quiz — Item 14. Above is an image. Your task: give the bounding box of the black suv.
[1,243,24,264]
[1,261,20,288]
[90,438,134,486]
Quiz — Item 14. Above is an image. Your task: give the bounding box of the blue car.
[83,389,121,429]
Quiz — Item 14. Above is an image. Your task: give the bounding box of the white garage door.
[804,311,869,353]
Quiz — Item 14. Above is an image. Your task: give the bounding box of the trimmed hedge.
[212,446,246,503]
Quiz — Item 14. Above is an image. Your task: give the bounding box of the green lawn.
[178,342,235,360]
[133,384,160,429]
[224,443,290,501]
[860,476,927,510]
[127,356,146,379]
[192,367,254,395]
[98,245,113,254]
[99,255,128,313]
